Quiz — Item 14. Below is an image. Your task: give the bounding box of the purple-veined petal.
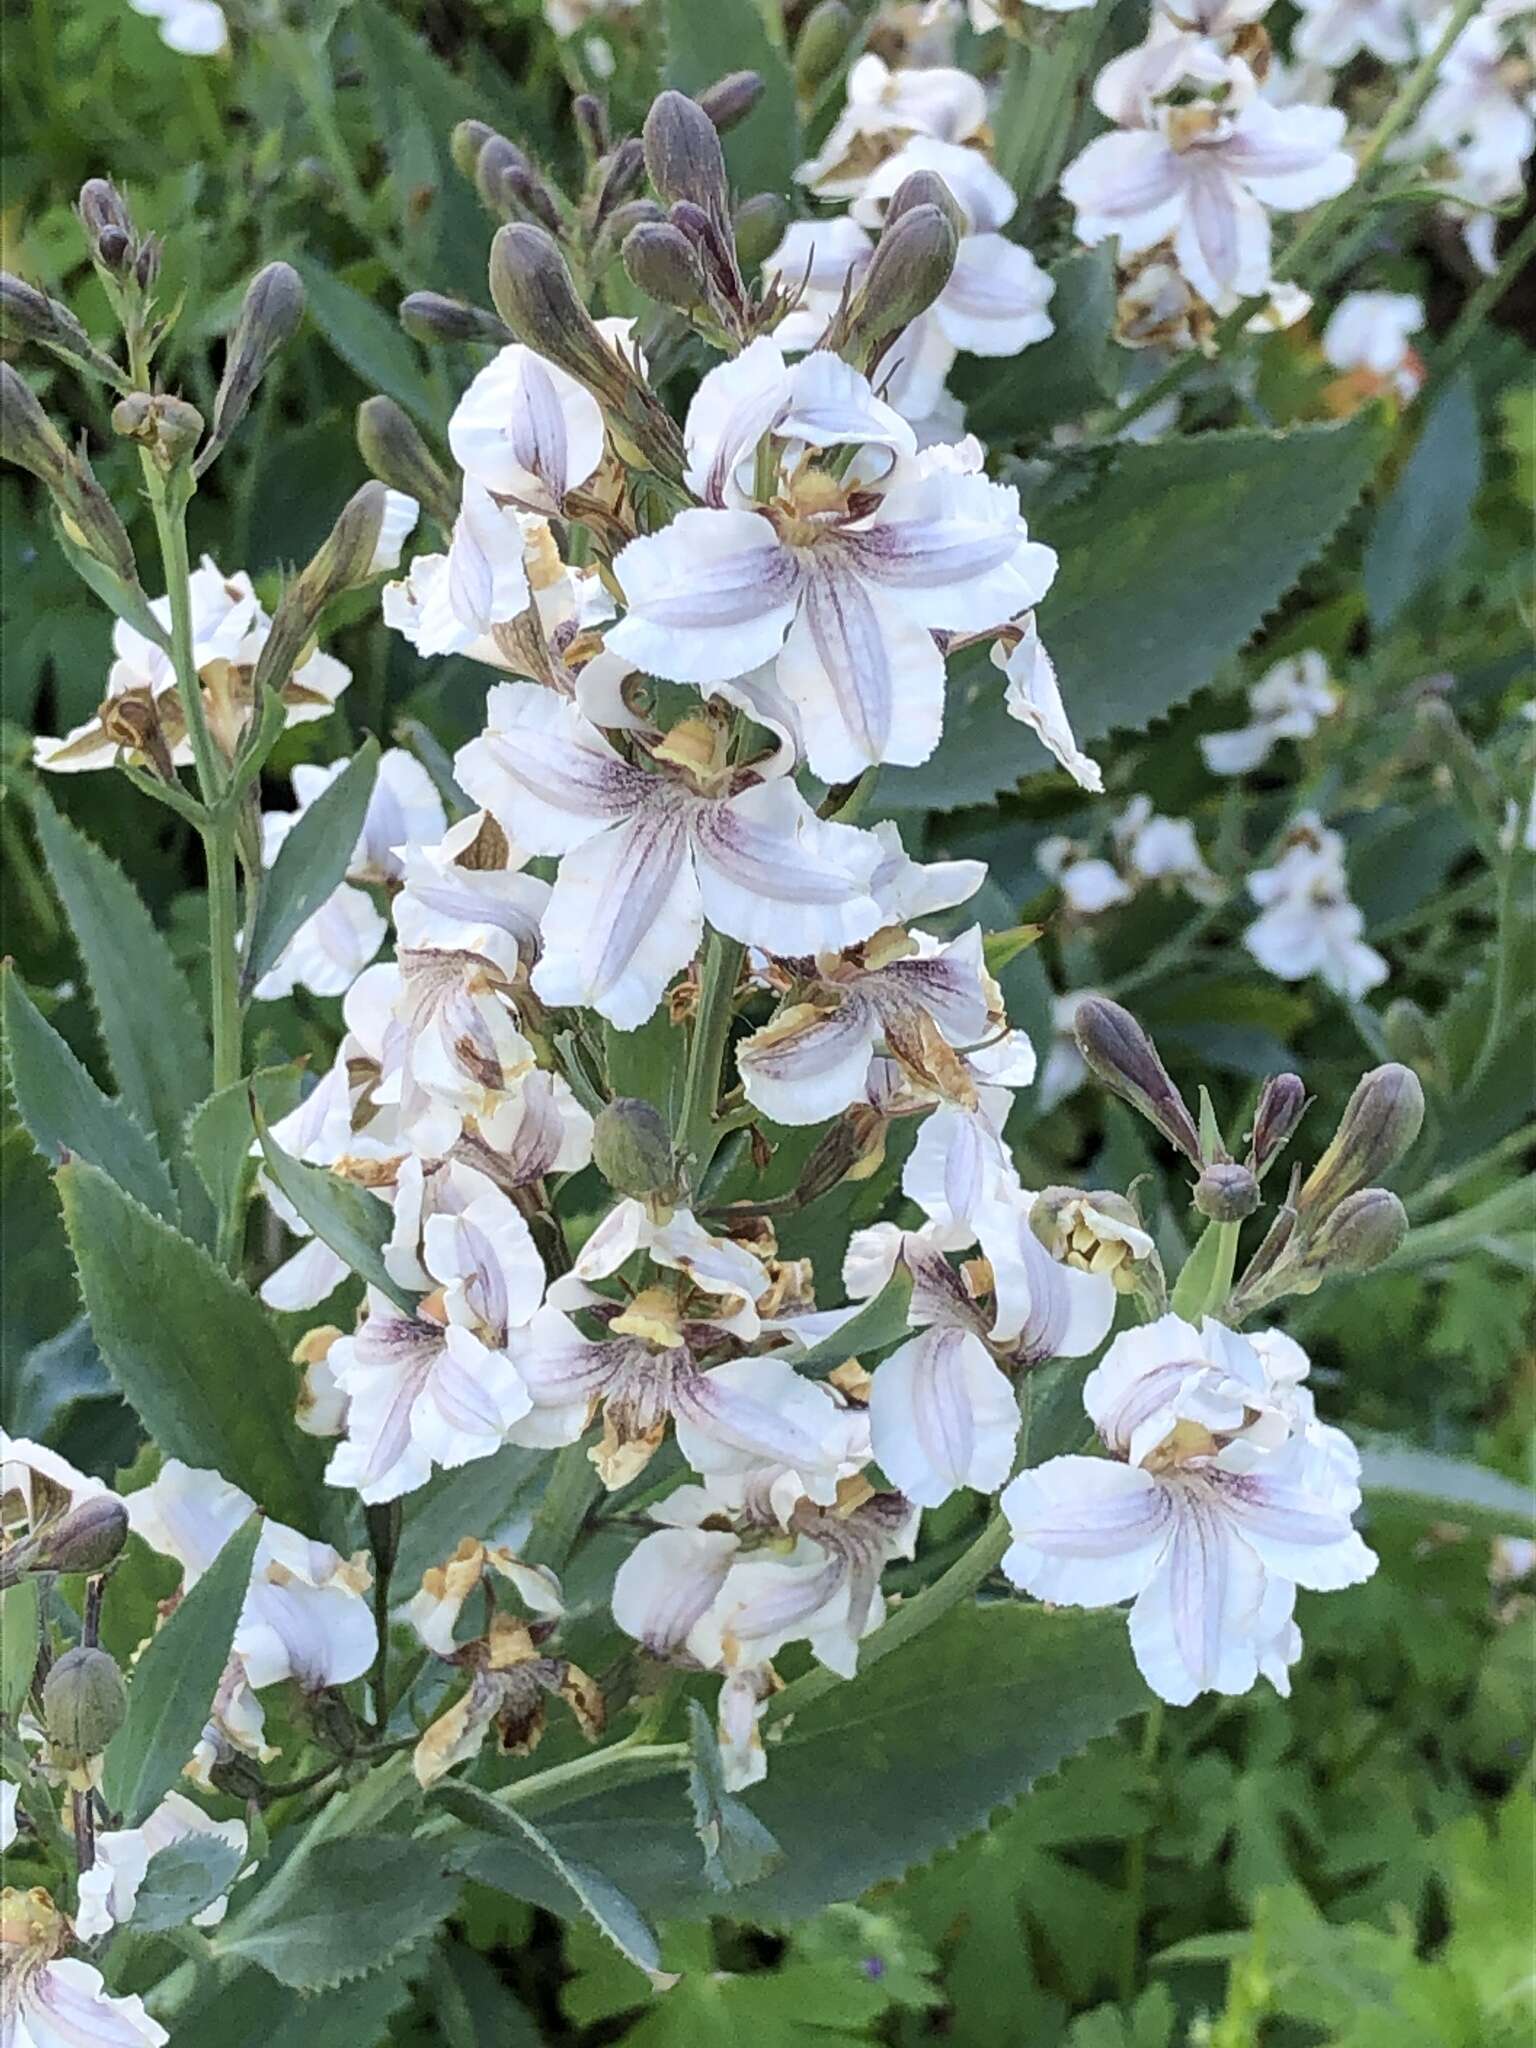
[847,470,1057,630]
[1061,129,1187,248]
[776,557,945,781]
[1216,1454,1377,1591]
[736,992,883,1126]
[691,776,883,957]
[612,1525,740,1657]
[1175,161,1272,303]
[1000,1455,1175,1604]
[531,799,700,1027]
[870,1326,1018,1508]
[936,234,1056,356]
[608,510,803,683]
[1126,1487,1267,1705]
[456,682,651,855]
[684,336,795,506]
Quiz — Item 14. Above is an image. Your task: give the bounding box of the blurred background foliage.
[2,0,1532,2041]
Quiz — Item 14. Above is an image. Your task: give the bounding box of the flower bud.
[733,192,789,273]
[644,89,732,223]
[95,226,131,275]
[623,221,710,313]
[592,1097,678,1200]
[0,275,95,362]
[209,1751,270,1801]
[1031,1186,1159,1296]
[450,119,497,182]
[1193,1161,1260,1223]
[254,483,416,696]
[501,161,566,238]
[77,179,134,272]
[134,237,162,293]
[882,167,966,242]
[203,261,305,468]
[795,0,854,94]
[398,291,512,349]
[475,134,534,219]
[1300,1186,1409,1277]
[356,395,458,529]
[833,202,957,366]
[573,94,609,165]
[1072,997,1204,1166]
[792,1107,885,1205]
[111,390,204,471]
[1,362,72,486]
[2,364,138,587]
[593,138,646,229]
[1247,1072,1307,1178]
[697,70,764,134]
[42,1646,127,1769]
[1297,1063,1424,1221]
[35,1494,129,1577]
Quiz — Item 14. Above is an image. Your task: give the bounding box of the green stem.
[680,925,744,1193]
[203,825,243,1094]
[497,1737,689,1817]
[1119,1701,1165,1999]
[523,1439,602,1573]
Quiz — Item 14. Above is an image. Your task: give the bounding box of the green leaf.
[1363,372,1482,631]
[1169,1220,1240,1321]
[790,1262,914,1373]
[663,0,801,201]
[1,1579,40,1717]
[254,1101,413,1314]
[130,1830,246,1932]
[215,1833,458,1990]
[957,247,1121,440]
[685,1697,783,1893]
[436,1781,673,1986]
[56,1160,332,1537]
[167,1952,419,2048]
[185,1063,305,1233]
[1360,1441,1536,1538]
[292,260,437,425]
[897,412,1388,810]
[3,962,177,1223]
[103,1515,261,1824]
[452,1601,1149,1924]
[241,737,380,995]
[30,786,209,1202]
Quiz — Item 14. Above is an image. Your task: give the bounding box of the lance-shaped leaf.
[685,1698,783,1893]
[3,962,177,1223]
[254,1100,415,1314]
[1359,1440,1536,1539]
[103,1515,261,1824]
[185,1064,305,1235]
[57,1160,333,1537]
[2,1580,40,1718]
[215,1833,460,1990]
[241,736,380,995]
[791,1262,914,1373]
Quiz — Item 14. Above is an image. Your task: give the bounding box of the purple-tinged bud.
[112,390,204,471]
[696,70,764,135]
[450,120,497,182]
[1297,1063,1424,1221]
[77,178,132,242]
[95,226,131,275]
[1193,1161,1260,1223]
[795,0,854,94]
[0,274,95,363]
[622,221,710,313]
[733,191,789,272]
[475,134,535,219]
[668,200,742,302]
[501,161,566,238]
[882,167,966,241]
[593,138,646,228]
[42,1645,127,1769]
[1,361,72,486]
[1300,1186,1409,1277]
[1072,997,1204,1166]
[573,94,609,165]
[593,1097,678,1201]
[489,223,626,404]
[2,364,138,586]
[399,291,511,349]
[202,261,305,471]
[1247,1073,1307,1179]
[356,396,457,530]
[830,202,956,366]
[36,1494,129,1577]
[133,235,161,293]
[644,89,732,222]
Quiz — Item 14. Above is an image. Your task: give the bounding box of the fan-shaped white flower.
[1200,650,1339,775]
[456,680,886,1027]
[1243,813,1387,999]
[382,482,534,661]
[1321,291,1425,398]
[604,343,1055,783]
[1,1888,168,2047]
[796,54,989,200]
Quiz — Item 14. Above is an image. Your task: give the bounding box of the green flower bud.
[1072,997,1204,1166]
[2,364,138,587]
[203,261,305,470]
[36,1494,129,1577]
[592,1097,678,1201]
[697,70,764,135]
[0,274,95,362]
[733,192,789,274]
[1,361,72,486]
[398,291,512,349]
[1193,1161,1260,1223]
[450,119,497,183]
[644,89,732,223]
[42,1645,128,1769]
[501,161,565,238]
[1247,1072,1307,1178]
[795,0,854,94]
[111,390,204,472]
[882,167,966,241]
[1300,1186,1409,1278]
[356,396,458,530]
[832,203,957,367]
[622,221,710,313]
[1297,1063,1424,1222]
[254,483,409,697]
[475,134,535,219]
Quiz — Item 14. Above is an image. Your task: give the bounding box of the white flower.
[1,1435,108,1538]
[992,617,1103,791]
[604,343,1056,783]
[1321,291,1425,397]
[448,343,607,515]
[75,1791,248,1940]
[1401,7,1536,201]
[382,484,534,662]
[0,1926,168,2048]
[127,0,227,56]
[455,681,886,1027]
[33,557,349,774]
[252,836,386,1002]
[404,1538,564,1655]
[1200,650,1340,775]
[1001,1313,1376,1705]
[1243,813,1387,1000]
[796,54,989,200]
[1038,839,1135,915]
[1293,0,1415,65]
[1116,795,1222,900]
[1062,60,1355,305]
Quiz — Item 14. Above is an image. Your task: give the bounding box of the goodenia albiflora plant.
[1,3,1531,2030]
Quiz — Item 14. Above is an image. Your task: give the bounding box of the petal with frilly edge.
[408,1324,534,1474]
[1126,1488,1268,1706]
[692,776,884,959]
[1061,129,1187,254]
[18,1957,170,2048]
[611,1525,740,1658]
[848,470,1057,632]
[995,620,1103,792]
[937,235,1056,356]
[778,349,917,460]
[775,556,947,782]
[737,993,882,1126]
[870,1325,1018,1508]
[684,336,796,506]
[1001,1455,1175,1605]
[607,509,803,683]
[672,1357,857,1505]
[1222,99,1355,210]
[531,799,700,1028]
[868,819,986,923]
[456,682,651,857]
[323,1300,444,1503]
[1215,1449,1377,1591]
